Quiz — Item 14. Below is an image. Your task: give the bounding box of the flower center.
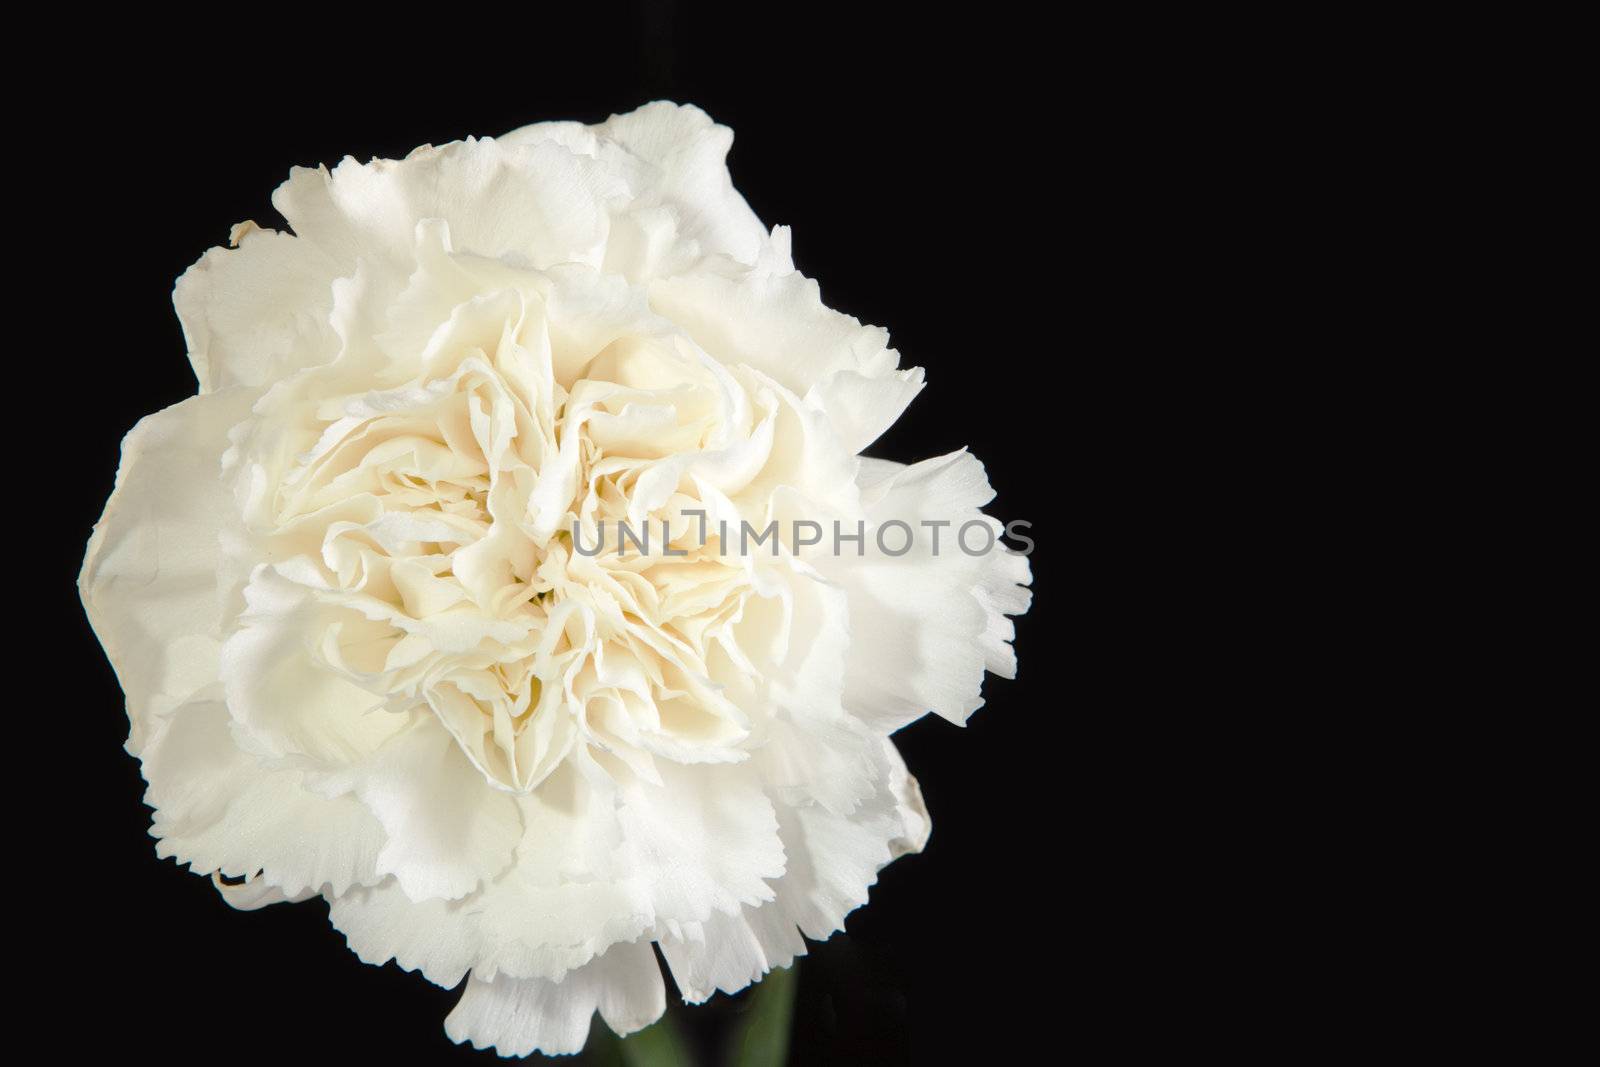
[262,323,762,792]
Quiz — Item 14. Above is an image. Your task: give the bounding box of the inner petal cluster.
[251,252,799,793]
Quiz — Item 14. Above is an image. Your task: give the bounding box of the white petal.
[80,389,257,754]
[219,567,410,764]
[210,872,317,911]
[329,765,646,988]
[329,760,786,988]
[820,449,1031,730]
[810,365,925,455]
[596,102,770,268]
[325,716,523,902]
[616,760,786,921]
[328,885,477,989]
[649,266,899,401]
[754,713,880,818]
[445,941,665,1057]
[659,783,905,1003]
[174,225,341,392]
[770,791,899,941]
[144,699,386,897]
[882,739,932,859]
[742,572,880,816]
[975,536,1033,679]
[271,137,625,275]
[657,905,806,1005]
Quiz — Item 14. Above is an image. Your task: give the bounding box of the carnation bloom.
[81,102,1031,1057]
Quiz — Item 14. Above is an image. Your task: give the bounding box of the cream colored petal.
[219,567,409,765]
[658,777,909,1003]
[323,716,523,903]
[271,137,625,275]
[144,699,386,897]
[329,760,786,988]
[80,388,257,754]
[595,102,772,268]
[445,941,665,1057]
[820,449,1031,730]
[649,265,900,400]
[656,903,807,1005]
[882,738,931,858]
[211,872,317,911]
[174,225,342,392]
[810,364,926,455]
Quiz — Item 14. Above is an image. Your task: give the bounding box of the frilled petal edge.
[445,940,665,1057]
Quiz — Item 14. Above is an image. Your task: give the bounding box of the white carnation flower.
[80,101,1031,1057]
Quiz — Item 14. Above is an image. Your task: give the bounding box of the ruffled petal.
[329,760,786,988]
[656,904,807,1005]
[328,763,639,988]
[596,102,771,268]
[658,778,907,1003]
[768,788,900,942]
[649,264,901,401]
[810,364,926,455]
[327,884,476,989]
[80,388,257,753]
[219,566,410,765]
[271,137,626,276]
[174,225,342,392]
[821,450,1032,730]
[143,699,386,897]
[615,760,786,922]
[501,102,772,271]
[322,716,523,902]
[882,738,932,858]
[445,940,665,1057]
[210,872,317,911]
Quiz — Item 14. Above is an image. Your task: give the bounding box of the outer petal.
[328,761,785,987]
[320,716,523,903]
[596,102,770,268]
[211,872,317,911]
[271,137,626,275]
[445,940,666,1057]
[615,760,786,922]
[648,265,901,401]
[174,225,342,392]
[80,388,257,754]
[810,364,926,455]
[767,789,900,943]
[737,568,882,817]
[327,763,641,990]
[219,567,409,765]
[143,699,386,897]
[822,449,1032,730]
[503,103,772,270]
[658,785,905,1003]
[656,904,807,1005]
[882,738,932,858]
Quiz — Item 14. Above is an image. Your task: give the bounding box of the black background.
[47,11,1084,1065]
